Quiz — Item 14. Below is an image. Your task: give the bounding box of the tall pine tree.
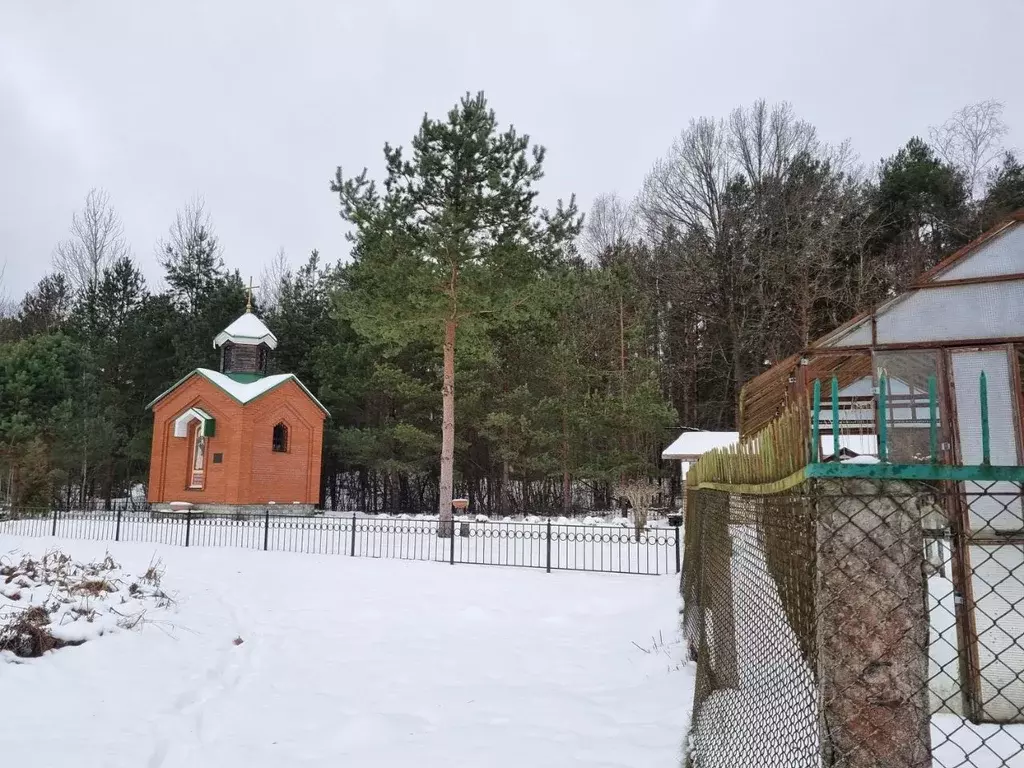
[333,92,580,531]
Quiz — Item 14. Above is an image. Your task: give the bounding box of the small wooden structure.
[662,431,739,487]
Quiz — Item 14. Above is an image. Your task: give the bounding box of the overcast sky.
[2,0,1022,300]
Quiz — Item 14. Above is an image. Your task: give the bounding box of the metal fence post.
[546,518,552,573]
[980,370,991,465]
[115,508,122,542]
[349,514,357,556]
[674,525,681,574]
[51,508,58,537]
[449,524,456,565]
[832,375,841,460]
[878,372,888,463]
[185,509,192,547]
[263,508,270,551]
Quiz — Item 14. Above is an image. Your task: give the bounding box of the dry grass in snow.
[0,549,173,659]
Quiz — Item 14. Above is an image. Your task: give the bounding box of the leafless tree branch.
[929,99,1009,200]
[579,193,637,262]
[52,189,131,295]
[156,195,222,268]
[259,247,290,311]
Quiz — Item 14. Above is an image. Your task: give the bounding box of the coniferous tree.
[157,200,250,373]
[980,152,1024,228]
[159,198,225,315]
[18,274,73,337]
[0,333,88,507]
[333,92,581,531]
[72,257,152,502]
[870,137,971,281]
[269,250,331,388]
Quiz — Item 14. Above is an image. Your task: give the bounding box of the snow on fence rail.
[0,509,680,576]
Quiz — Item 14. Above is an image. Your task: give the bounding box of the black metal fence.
[0,509,680,576]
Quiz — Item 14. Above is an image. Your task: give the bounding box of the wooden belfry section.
[146,308,329,511]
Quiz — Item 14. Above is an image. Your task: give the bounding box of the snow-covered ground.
[0,535,690,768]
[686,527,1024,767]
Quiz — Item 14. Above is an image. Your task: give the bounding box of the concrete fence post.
[815,478,931,767]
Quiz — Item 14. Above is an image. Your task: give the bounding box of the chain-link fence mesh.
[682,479,1024,767]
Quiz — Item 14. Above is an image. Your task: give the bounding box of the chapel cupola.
[213,308,277,380]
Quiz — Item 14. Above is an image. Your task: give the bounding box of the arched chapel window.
[272,423,289,453]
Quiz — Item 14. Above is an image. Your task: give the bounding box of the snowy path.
[1,536,690,768]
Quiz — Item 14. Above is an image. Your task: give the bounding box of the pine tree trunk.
[438,317,456,537]
[561,414,572,515]
[619,296,626,396]
[500,459,511,517]
[81,417,88,510]
[562,469,572,516]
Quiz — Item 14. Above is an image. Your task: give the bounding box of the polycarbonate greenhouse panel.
[936,222,1024,281]
[838,376,873,396]
[950,349,1023,532]
[825,319,872,347]
[874,280,1024,344]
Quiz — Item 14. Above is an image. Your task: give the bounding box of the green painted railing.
[809,369,1024,483]
[689,367,1023,493]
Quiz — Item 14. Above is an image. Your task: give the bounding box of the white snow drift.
[0,536,690,768]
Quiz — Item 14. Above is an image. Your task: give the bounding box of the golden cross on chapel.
[245,276,259,313]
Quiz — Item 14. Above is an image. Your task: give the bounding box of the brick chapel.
[146,306,328,512]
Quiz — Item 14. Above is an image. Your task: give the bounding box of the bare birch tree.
[580,192,637,263]
[929,100,1009,200]
[53,188,131,294]
[615,478,660,535]
[259,247,291,311]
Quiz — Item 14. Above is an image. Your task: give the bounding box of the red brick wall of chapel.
[148,377,324,505]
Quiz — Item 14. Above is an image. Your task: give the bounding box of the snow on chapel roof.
[147,369,330,416]
[213,312,278,350]
[662,431,739,460]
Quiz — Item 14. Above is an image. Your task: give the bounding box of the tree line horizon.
[1,94,1021,515]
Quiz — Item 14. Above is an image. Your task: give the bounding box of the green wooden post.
[812,379,822,463]
[831,376,840,460]
[878,373,888,463]
[928,375,938,464]
[980,371,991,465]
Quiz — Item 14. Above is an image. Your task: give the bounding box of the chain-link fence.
[682,479,1024,767]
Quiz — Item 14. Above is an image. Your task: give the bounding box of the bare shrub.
[0,604,84,657]
[0,550,172,659]
[615,479,661,536]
